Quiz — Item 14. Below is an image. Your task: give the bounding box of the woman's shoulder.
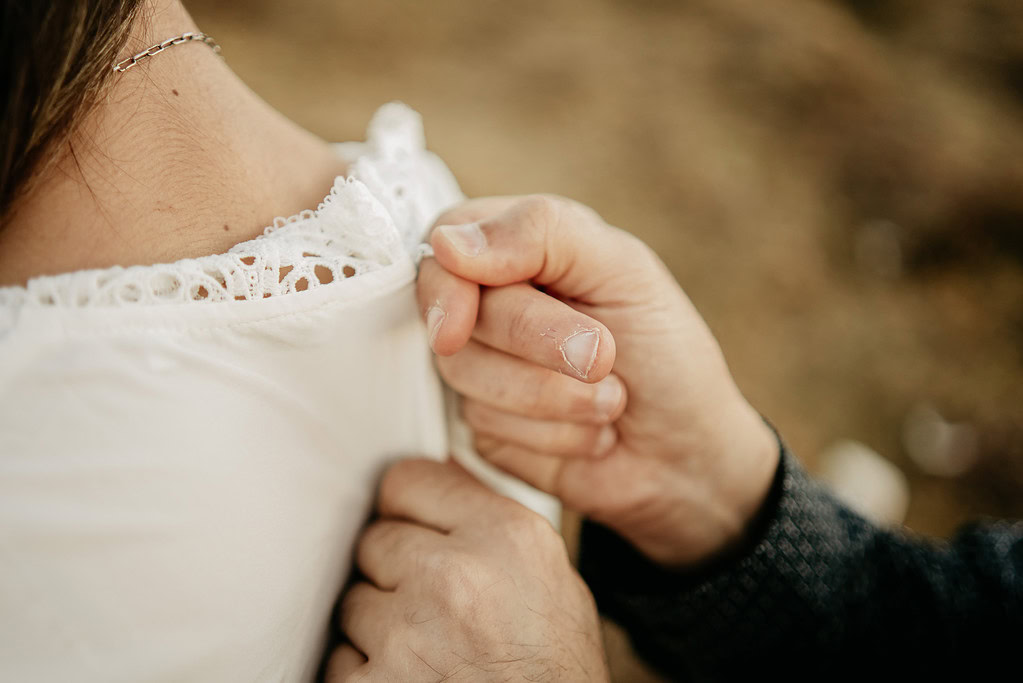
[0,102,463,337]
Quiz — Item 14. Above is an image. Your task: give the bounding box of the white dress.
[0,103,555,682]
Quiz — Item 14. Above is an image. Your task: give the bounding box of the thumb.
[430,195,656,305]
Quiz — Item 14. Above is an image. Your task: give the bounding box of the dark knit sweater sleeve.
[578,443,1023,680]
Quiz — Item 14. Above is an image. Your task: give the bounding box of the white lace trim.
[0,102,453,314]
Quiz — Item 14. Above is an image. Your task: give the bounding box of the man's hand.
[418,195,779,567]
[327,459,609,682]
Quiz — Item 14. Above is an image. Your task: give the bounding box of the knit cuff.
[578,439,863,676]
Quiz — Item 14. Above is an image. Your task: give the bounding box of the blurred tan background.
[188,0,1023,679]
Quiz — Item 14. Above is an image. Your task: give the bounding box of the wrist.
[704,408,781,563]
[720,406,781,540]
[613,401,781,569]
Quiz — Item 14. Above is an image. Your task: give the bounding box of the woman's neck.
[0,0,348,287]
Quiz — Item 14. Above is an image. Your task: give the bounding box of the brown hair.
[1,1,144,222]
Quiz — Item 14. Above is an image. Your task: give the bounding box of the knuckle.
[424,550,491,609]
[561,195,605,225]
[377,466,403,506]
[420,547,463,577]
[378,459,426,504]
[377,463,406,504]
[338,582,371,621]
[502,504,558,547]
[521,193,562,216]
[359,521,398,558]
[353,526,378,566]
[520,194,564,233]
[325,647,366,683]
[623,231,661,268]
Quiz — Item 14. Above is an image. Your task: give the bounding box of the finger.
[464,399,617,459]
[473,283,614,382]
[482,442,662,521]
[431,194,656,303]
[437,341,627,424]
[324,644,368,682]
[476,442,566,496]
[432,196,521,228]
[357,520,447,590]
[416,258,479,356]
[339,582,393,659]
[377,458,509,533]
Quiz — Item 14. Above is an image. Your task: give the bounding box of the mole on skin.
[172,89,179,96]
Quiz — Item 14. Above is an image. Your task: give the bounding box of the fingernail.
[426,305,445,351]
[594,426,617,457]
[594,377,623,419]
[562,329,600,379]
[437,223,486,257]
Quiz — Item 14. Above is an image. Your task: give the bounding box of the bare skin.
[0,0,348,287]
[3,2,778,672]
[329,459,609,682]
[418,195,780,567]
[333,196,781,678]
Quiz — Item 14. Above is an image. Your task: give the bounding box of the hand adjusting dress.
[0,103,533,682]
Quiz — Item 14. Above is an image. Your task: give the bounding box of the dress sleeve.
[577,440,1023,679]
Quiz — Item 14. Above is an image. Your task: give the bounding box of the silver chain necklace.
[112,31,221,74]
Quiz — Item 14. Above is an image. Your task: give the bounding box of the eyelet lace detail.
[0,102,462,321]
[8,178,402,309]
